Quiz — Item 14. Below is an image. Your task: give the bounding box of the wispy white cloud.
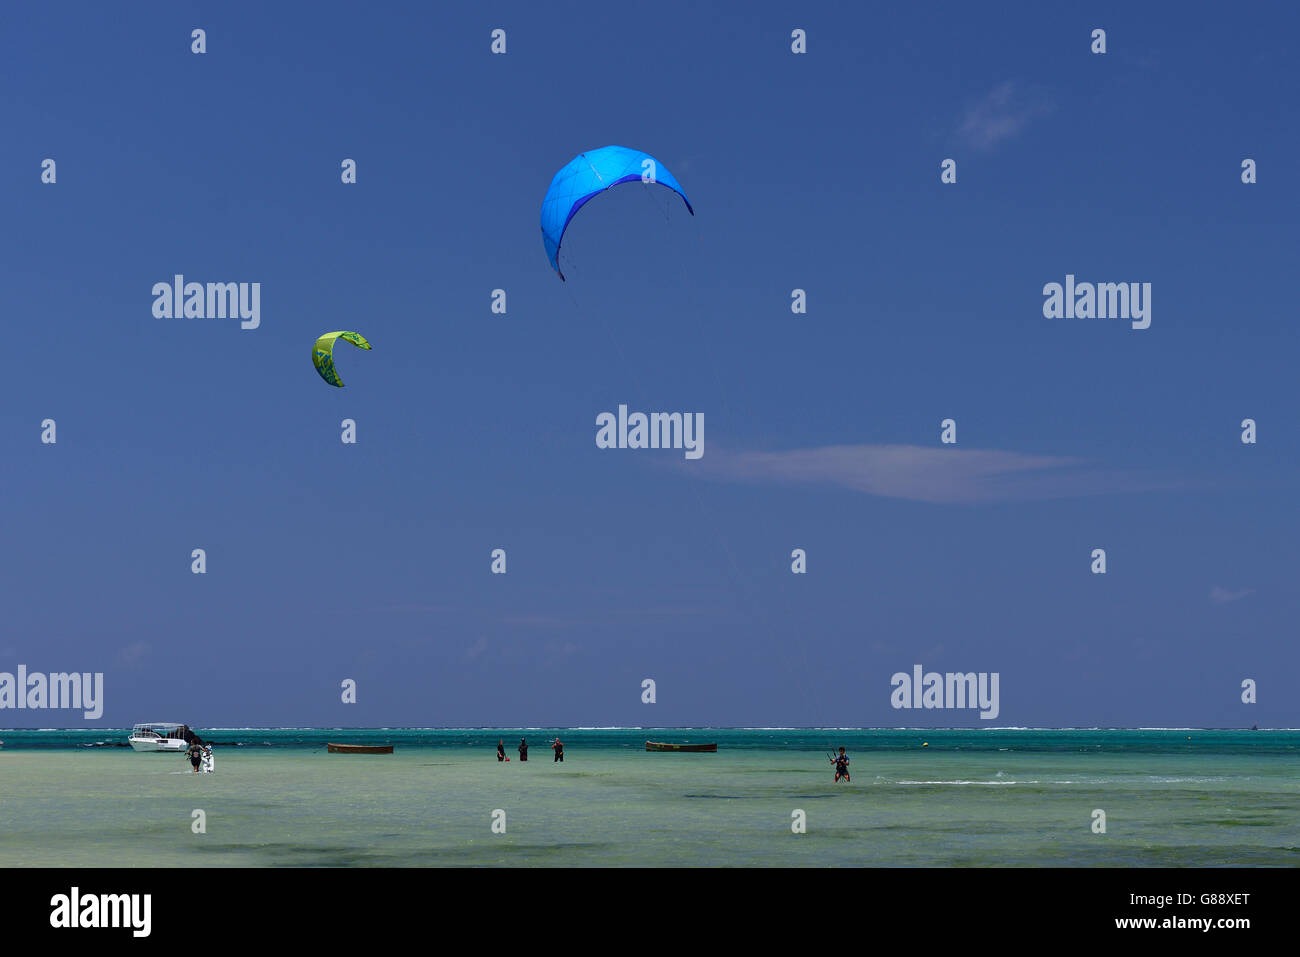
[117,641,150,665]
[959,81,1053,150]
[500,606,705,629]
[1209,585,1255,604]
[461,635,580,664]
[377,602,455,615]
[688,444,1180,504]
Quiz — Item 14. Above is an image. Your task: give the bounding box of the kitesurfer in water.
[552,737,564,762]
[497,739,506,761]
[186,741,204,773]
[518,738,528,762]
[830,747,850,783]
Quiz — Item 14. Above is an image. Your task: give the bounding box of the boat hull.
[326,743,394,754]
[645,741,717,752]
[129,738,188,752]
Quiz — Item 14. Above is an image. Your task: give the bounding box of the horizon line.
[0,726,1281,733]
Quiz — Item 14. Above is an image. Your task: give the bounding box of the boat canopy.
[131,723,190,737]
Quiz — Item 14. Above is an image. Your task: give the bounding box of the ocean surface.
[1,728,1296,866]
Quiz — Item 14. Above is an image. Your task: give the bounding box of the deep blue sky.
[3,2,1297,728]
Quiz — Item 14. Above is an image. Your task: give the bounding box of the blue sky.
[2,2,1297,729]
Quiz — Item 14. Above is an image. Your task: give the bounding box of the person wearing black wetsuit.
[518,738,528,762]
[497,739,506,761]
[552,738,564,762]
[187,742,203,773]
[831,747,850,783]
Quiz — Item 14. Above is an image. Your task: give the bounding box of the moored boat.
[129,723,196,752]
[327,743,394,754]
[645,741,717,752]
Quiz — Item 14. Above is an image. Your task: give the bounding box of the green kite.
[312,331,371,387]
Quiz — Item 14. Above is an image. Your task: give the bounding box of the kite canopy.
[540,145,693,280]
[312,331,371,388]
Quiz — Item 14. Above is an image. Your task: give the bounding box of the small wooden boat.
[645,741,716,752]
[327,743,394,754]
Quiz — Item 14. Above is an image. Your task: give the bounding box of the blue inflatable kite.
[540,145,693,280]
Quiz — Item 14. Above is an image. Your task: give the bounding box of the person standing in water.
[497,739,506,761]
[552,737,564,762]
[830,747,850,783]
[186,741,204,773]
[518,738,528,762]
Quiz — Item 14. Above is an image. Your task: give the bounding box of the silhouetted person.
[518,738,528,762]
[497,739,506,761]
[553,737,564,762]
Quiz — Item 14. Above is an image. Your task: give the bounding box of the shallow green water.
[1,729,1295,866]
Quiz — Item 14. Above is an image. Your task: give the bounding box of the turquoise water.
[1,729,1296,866]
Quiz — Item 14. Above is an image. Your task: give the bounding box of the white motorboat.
[128,723,194,752]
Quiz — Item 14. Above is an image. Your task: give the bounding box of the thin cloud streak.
[959,81,1054,150]
[688,444,1183,504]
[1210,586,1255,604]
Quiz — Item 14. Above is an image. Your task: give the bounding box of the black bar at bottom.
[0,866,1281,944]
